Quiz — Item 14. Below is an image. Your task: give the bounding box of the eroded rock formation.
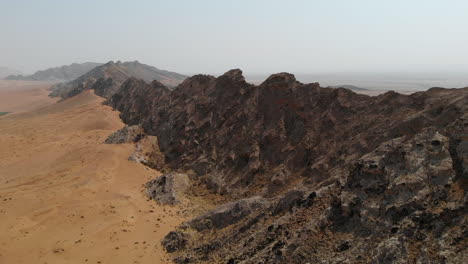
[146,172,190,205]
[89,68,466,263]
[104,125,144,144]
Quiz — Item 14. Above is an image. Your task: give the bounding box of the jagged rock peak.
[177,74,216,88]
[150,79,166,87]
[220,69,245,82]
[262,72,297,86]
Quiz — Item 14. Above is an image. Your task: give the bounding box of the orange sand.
[0,81,184,264]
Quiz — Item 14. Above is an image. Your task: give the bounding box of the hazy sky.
[1,0,468,75]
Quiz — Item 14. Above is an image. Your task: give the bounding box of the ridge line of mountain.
[4,62,103,82]
[51,66,468,263]
[48,60,187,98]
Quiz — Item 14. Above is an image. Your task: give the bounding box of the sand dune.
[0,82,184,263]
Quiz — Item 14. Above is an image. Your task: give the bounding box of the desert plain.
[0,80,184,264]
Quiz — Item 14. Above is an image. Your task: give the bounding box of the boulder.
[145,172,190,205]
[104,125,144,144]
[162,231,188,253]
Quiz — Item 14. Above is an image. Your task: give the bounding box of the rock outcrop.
[163,128,466,263]
[110,70,467,198]
[162,231,188,253]
[104,125,144,144]
[90,68,466,263]
[145,172,190,205]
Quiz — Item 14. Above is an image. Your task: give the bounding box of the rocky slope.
[4,62,102,81]
[100,69,466,263]
[49,61,187,98]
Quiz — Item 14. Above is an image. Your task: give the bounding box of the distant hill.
[328,84,369,91]
[49,61,187,98]
[0,67,22,79]
[4,62,102,82]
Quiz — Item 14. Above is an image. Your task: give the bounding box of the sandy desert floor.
[0,82,185,264]
[0,80,59,113]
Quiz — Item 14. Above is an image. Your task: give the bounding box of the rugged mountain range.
[66,69,467,263]
[49,60,187,98]
[0,66,22,79]
[4,62,102,81]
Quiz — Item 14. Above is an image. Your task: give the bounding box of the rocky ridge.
[101,69,466,263]
[49,61,186,98]
[5,62,102,81]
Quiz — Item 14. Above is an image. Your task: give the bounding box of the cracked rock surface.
[67,68,467,263]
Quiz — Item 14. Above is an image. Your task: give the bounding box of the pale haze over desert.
[1,1,467,264]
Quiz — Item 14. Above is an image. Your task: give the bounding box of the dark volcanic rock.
[165,127,467,263]
[100,68,467,263]
[110,69,467,198]
[109,78,171,126]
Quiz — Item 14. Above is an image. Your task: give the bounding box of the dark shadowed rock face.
[110,69,468,198]
[164,127,467,263]
[101,69,467,263]
[108,78,171,126]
